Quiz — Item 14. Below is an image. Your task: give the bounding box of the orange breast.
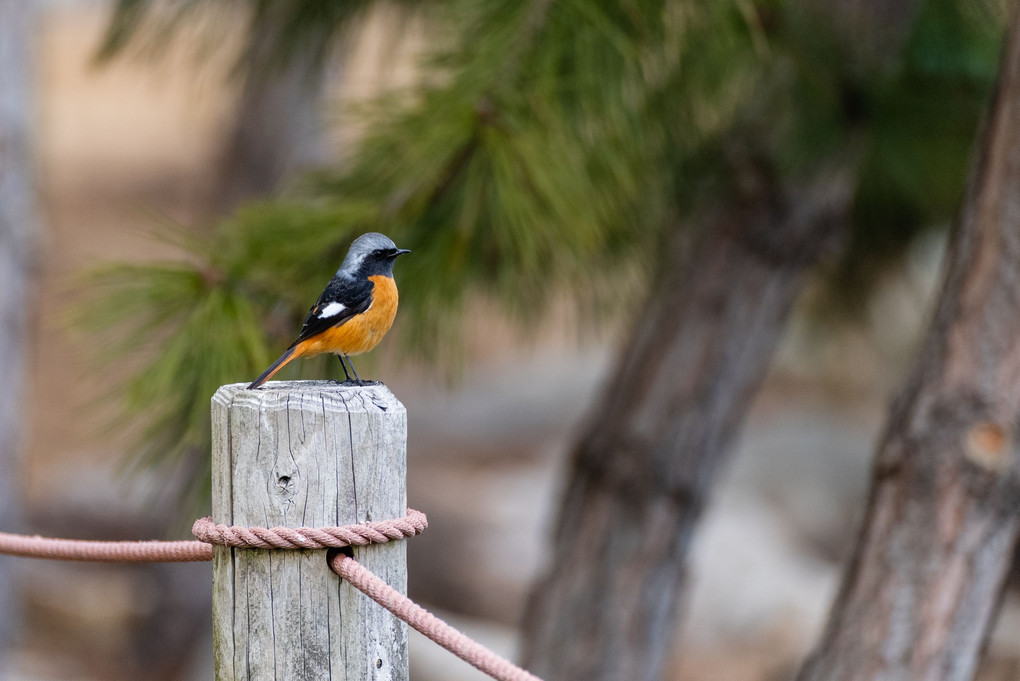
[294,275,399,357]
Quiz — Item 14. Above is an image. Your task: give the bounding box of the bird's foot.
[333,378,380,387]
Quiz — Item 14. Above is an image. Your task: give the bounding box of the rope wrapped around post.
[192,508,427,550]
[208,382,540,681]
[194,506,544,681]
[0,509,545,681]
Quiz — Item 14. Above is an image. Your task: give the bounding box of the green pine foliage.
[81,0,1005,514]
[826,0,1003,306]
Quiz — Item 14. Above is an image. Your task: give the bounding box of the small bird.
[248,232,410,389]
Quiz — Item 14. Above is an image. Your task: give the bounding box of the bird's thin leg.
[345,355,364,386]
[335,354,352,382]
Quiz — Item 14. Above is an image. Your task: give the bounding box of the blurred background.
[3,0,1020,679]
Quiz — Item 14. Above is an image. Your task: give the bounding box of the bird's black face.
[360,247,411,277]
[374,247,412,261]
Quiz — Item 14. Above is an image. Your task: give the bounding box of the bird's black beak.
[392,248,411,258]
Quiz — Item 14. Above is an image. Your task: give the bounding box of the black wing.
[289,275,374,347]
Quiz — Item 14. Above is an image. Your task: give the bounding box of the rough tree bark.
[797,8,1020,681]
[519,161,853,681]
[0,0,37,668]
[519,2,921,677]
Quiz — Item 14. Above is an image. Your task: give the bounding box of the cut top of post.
[211,380,407,529]
[213,380,404,416]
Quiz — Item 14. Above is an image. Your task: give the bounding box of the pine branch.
[77,0,1004,519]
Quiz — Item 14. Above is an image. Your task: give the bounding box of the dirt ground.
[11,2,1020,681]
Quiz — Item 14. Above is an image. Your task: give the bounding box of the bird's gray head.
[336,232,410,278]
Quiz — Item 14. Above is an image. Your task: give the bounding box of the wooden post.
[211,380,408,681]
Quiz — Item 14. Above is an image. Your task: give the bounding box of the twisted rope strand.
[191,508,427,550]
[0,510,427,562]
[0,531,211,562]
[330,552,542,681]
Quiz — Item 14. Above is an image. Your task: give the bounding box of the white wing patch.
[317,301,346,318]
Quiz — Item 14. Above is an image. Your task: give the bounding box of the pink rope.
[0,511,426,562]
[330,552,543,681]
[0,530,211,562]
[191,508,427,549]
[0,510,546,681]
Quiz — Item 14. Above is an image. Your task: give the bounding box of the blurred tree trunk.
[519,159,853,681]
[519,0,923,674]
[206,12,331,213]
[0,0,37,668]
[797,8,1020,681]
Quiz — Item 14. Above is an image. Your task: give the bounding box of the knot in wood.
[964,422,1012,473]
[191,508,428,550]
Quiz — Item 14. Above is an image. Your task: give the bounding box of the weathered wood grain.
[212,381,408,681]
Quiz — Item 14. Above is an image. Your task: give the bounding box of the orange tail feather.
[248,346,299,389]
